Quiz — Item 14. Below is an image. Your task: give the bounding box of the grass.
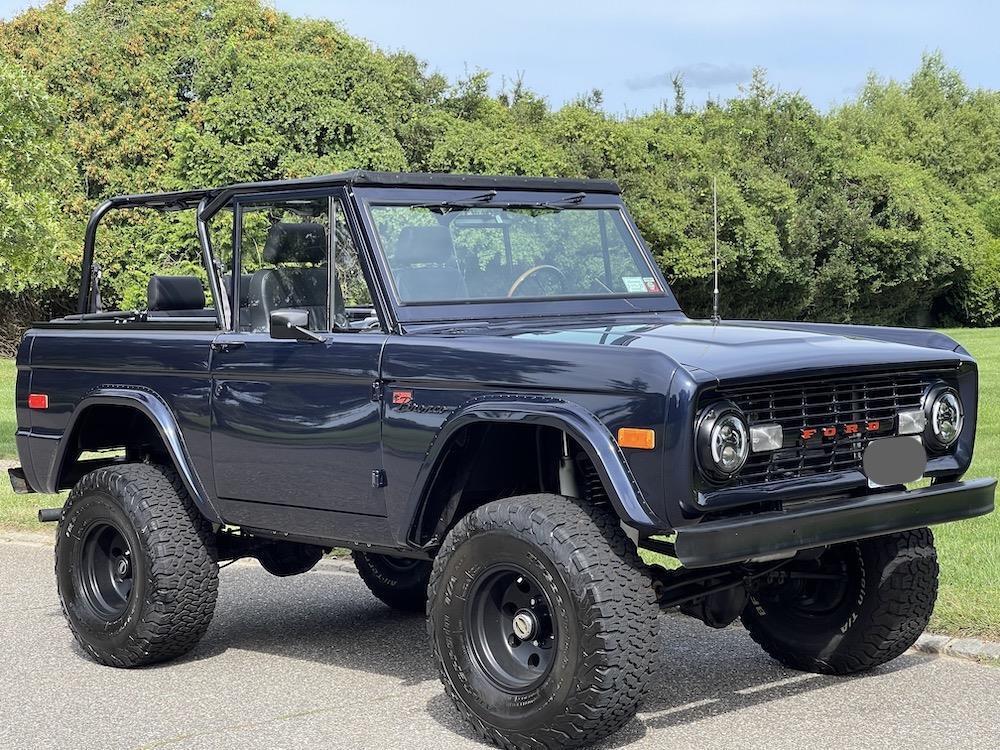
[0,359,15,459]
[1,329,999,637]
[927,329,1000,638]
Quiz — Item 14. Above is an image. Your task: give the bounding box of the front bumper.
[674,477,996,568]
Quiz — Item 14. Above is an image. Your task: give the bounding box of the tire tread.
[427,494,659,749]
[56,463,218,667]
[743,528,938,675]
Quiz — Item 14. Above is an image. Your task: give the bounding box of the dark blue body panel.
[18,329,217,504]
[209,332,385,518]
[15,312,979,551]
[379,333,676,534]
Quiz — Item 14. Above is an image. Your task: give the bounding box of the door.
[209,192,388,516]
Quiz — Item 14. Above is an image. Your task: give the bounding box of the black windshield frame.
[354,187,680,325]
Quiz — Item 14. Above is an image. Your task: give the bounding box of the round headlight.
[697,403,750,480]
[926,386,963,448]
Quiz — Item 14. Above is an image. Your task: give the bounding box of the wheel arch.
[50,388,221,523]
[405,398,661,547]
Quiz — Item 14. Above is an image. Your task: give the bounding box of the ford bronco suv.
[9,171,996,749]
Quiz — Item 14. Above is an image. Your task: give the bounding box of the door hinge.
[371,469,387,488]
[371,379,384,402]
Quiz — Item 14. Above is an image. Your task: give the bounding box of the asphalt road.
[2,537,998,750]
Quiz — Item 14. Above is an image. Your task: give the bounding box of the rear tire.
[352,551,432,613]
[742,528,938,675]
[55,463,219,667]
[428,494,659,749]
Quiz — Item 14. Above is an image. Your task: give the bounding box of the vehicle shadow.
[178,560,923,748]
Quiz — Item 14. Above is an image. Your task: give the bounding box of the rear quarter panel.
[17,328,216,496]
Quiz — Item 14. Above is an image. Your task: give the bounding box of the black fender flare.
[406,397,663,543]
[49,387,221,523]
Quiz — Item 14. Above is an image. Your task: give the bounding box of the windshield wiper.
[411,190,498,213]
[410,190,588,214]
[504,192,588,212]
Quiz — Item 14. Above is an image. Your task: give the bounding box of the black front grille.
[706,369,947,485]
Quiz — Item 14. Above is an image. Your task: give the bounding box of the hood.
[493,318,966,384]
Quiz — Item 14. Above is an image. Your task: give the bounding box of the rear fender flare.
[407,397,662,541]
[51,387,221,523]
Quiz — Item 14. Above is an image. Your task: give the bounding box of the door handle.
[211,341,246,353]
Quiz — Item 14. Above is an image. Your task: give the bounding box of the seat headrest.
[147,275,206,312]
[263,222,327,264]
[394,226,456,265]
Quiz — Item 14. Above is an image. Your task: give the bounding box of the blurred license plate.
[863,436,927,488]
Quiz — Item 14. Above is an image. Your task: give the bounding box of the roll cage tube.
[196,196,230,330]
[76,189,223,326]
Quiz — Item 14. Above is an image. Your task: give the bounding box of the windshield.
[368,204,663,304]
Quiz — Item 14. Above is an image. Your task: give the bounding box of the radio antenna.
[711,176,720,325]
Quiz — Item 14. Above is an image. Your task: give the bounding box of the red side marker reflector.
[28,394,49,410]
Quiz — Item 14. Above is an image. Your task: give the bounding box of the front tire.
[742,528,938,675]
[428,494,659,749]
[55,463,219,667]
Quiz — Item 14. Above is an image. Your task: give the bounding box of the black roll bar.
[76,190,211,315]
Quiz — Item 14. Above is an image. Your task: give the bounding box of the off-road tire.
[427,494,659,749]
[352,551,432,612]
[55,463,219,667]
[742,528,938,675]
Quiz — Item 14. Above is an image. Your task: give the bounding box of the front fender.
[406,396,664,539]
[47,387,221,523]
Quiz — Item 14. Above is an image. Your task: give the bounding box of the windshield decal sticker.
[642,277,662,293]
[622,277,647,293]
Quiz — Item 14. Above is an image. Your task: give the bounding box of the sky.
[2,1,999,113]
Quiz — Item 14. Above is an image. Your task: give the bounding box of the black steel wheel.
[353,551,432,612]
[55,463,218,668]
[743,528,939,675]
[467,565,557,692]
[76,521,134,620]
[428,494,659,749]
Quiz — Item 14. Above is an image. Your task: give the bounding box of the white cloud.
[627,63,751,91]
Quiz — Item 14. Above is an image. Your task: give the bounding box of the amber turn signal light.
[617,427,655,450]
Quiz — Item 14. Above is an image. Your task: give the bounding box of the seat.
[390,226,468,302]
[223,273,254,309]
[146,275,213,318]
[245,222,331,332]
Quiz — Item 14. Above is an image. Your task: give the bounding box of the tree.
[0,2,998,327]
[0,59,73,293]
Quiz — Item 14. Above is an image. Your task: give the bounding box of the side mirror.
[269,309,323,342]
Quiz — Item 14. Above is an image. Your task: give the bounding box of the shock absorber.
[557,432,580,498]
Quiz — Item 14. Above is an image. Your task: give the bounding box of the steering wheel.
[506,265,567,297]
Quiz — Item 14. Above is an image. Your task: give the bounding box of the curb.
[912,633,1000,665]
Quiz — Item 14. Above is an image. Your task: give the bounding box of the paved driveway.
[1,537,998,750]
